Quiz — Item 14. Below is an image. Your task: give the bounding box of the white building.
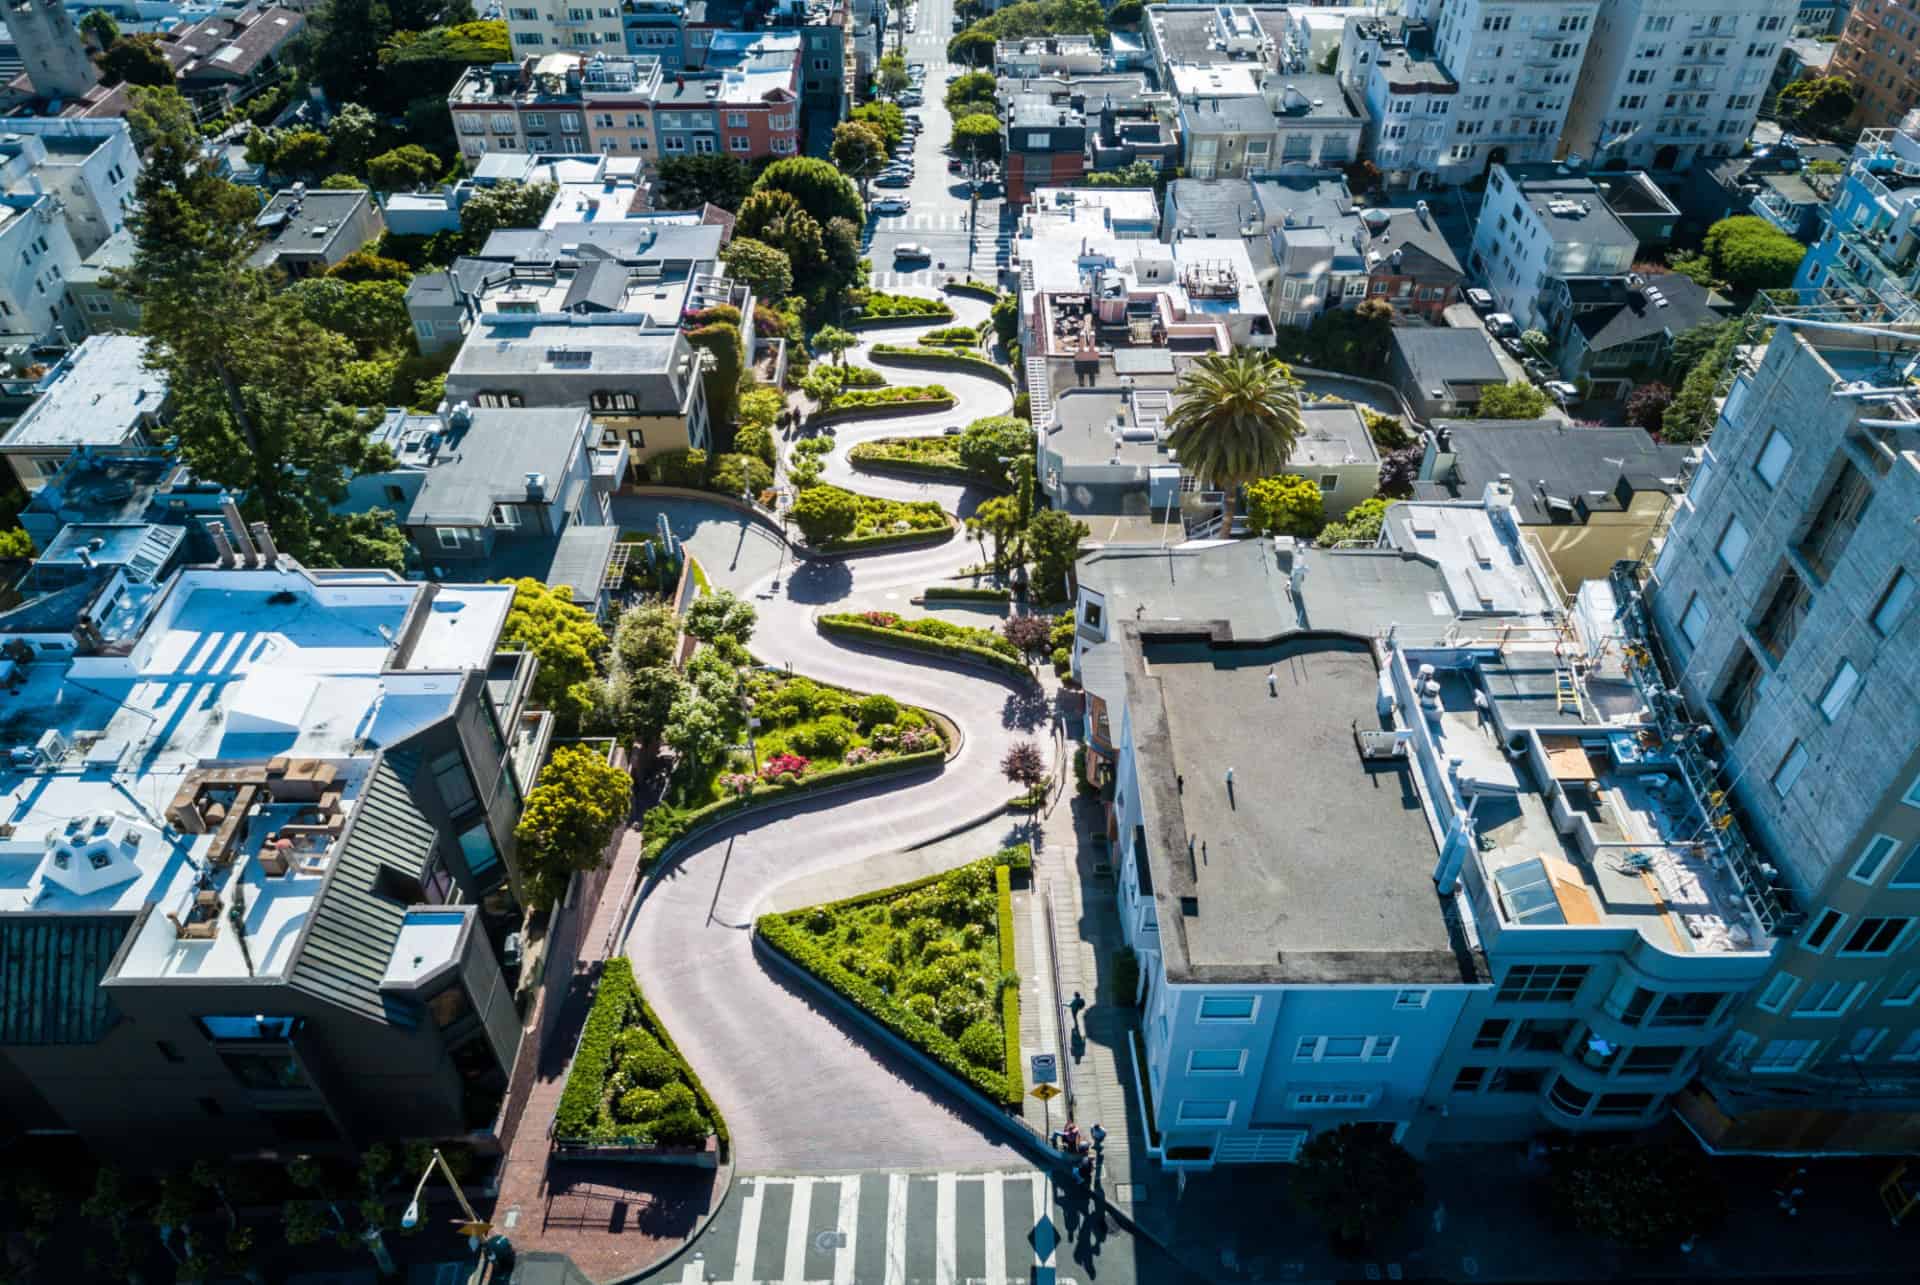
[0,117,138,258]
[506,2,627,57]
[0,190,83,345]
[1341,0,1598,189]
[1468,163,1639,329]
[1563,0,1797,172]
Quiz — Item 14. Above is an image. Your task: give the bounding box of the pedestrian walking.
[1090,1122,1107,1154]
[1067,991,1086,1022]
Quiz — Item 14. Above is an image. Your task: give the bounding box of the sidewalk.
[485,821,730,1283]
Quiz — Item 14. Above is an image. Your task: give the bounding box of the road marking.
[833,1175,860,1285]
[678,1254,706,1284]
[1031,1171,1054,1269]
[983,1169,1006,1282]
[936,1171,957,1285]
[730,1179,764,1285]
[783,1176,813,1284]
[884,1172,908,1285]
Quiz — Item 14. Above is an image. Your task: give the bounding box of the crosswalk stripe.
[936,1171,957,1285]
[983,1171,1005,1285]
[1031,1172,1053,1271]
[832,1175,860,1285]
[731,1180,765,1285]
[884,1172,908,1285]
[782,1176,812,1284]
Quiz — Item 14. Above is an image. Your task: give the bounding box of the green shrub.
[615,1087,663,1124]
[650,448,708,488]
[946,279,1002,301]
[817,384,955,413]
[790,714,858,757]
[855,693,900,729]
[553,958,638,1139]
[709,452,773,497]
[869,345,1014,383]
[620,1036,679,1089]
[996,863,1022,1097]
[650,1109,712,1147]
[819,614,1032,679]
[924,584,1012,601]
[854,291,956,321]
[958,1020,1003,1068]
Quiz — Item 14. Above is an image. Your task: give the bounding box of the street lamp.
[401,1148,493,1251]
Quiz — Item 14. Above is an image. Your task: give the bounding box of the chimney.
[221,495,258,567]
[1485,477,1515,512]
[207,520,237,568]
[250,522,279,566]
[77,547,95,569]
[526,471,547,499]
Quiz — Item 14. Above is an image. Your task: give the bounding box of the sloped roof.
[0,915,131,1045]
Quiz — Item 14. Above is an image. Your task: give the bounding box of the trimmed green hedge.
[855,291,956,321]
[636,989,731,1160]
[945,280,1003,302]
[818,522,957,553]
[755,850,1028,1107]
[924,585,1012,602]
[849,452,1004,488]
[818,613,1033,680]
[996,863,1022,1100]
[869,345,1014,384]
[824,383,954,410]
[641,746,946,866]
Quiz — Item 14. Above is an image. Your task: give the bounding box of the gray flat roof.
[1124,627,1469,984]
[1502,167,1638,249]
[408,408,588,526]
[1421,421,1690,524]
[1296,403,1380,466]
[1391,327,1506,394]
[1,336,164,450]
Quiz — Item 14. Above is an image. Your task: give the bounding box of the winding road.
[614,289,1052,1175]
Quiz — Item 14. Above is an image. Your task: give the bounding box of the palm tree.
[1163,349,1304,533]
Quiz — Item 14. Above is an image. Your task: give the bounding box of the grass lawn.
[758,848,1027,1104]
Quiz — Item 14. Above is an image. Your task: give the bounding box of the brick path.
[484,822,729,1283]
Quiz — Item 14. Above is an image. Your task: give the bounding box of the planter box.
[551,1134,721,1168]
[944,280,1002,302]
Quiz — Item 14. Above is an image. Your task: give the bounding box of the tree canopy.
[945,72,997,117]
[1291,1124,1424,1247]
[1475,380,1550,420]
[499,578,608,727]
[832,121,890,190]
[1026,509,1090,602]
[1243,474,1326,538]
[1165,351,1305,530]
[684,590,758,645]
[851,101,906,150]
[792,484,861,544]
[366,144,442,191]
[460,181,557,248]
[653,154,756,211]
[951,114,1003,161]
[1775,75,1856,132]
[721,238,795,306]
[1701,215,1807,293]
[98,34,174,89]
[515,744,631,908]
[754,157,864,232]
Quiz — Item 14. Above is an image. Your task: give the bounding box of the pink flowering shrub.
[844,746,878,765]
[760,752,811,781]
[722,773,756,796]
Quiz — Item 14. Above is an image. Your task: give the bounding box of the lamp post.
[400,1148,493,1252]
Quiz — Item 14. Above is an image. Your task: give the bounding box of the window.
[1841,917,1912,956]
[431,749,478,817]
[1495,964,1588,1003]
[1592,1093,1654,1118]
[1452,1066,1487,1092]
[1317,474,1339,492]
[460,821,501,882]
[1819,660,1860,721]
[1793,980,1863,1017]
[426,985,472,1029]
[1290,1088,1377,1109]
[1771,741,1809,796]
[1186,1049,1246,1075]
[1650,992,1724,1027]
[1472,1019,1509,1050]
[1295,1035,1397,1062]
[1842,1028,1888,1061]
[1622,1046,1687,1074]
[1487,1067,1546,1094]
[1797,460,1872,581]
[197,1015,299,1041]
[1756,972,1798,1013]
[1882,970,1920,1007]
[1679,595,1709,646]
[1198,995,1256,1022]
[1752,1038,1821,1073]
[1394,989,1430,1010]
[1175,1098,1235,1124]
[435,527,462,550]
[1546,1077,1593,1116]
[414,319,436,340]
[218,1048,308,1091]
[1895,846,1920,890]
[1804,909,1845,953]
[1894,1031,1920,1063]
[1754,428,1792,488]
[1715,515,1750,573]
[1872,569,1913,635]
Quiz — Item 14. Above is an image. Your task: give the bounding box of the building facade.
[0,116,138,258]
[0,190,84,344]
[1793,124,1920,322]
[1833,0,1920,129]
[1469,163,1639,329]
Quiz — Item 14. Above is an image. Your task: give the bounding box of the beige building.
[1834,0,1920,129]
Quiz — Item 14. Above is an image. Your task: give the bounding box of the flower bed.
[812,489,953,545]
[868,345,1014,385]
[915,325,986,348]
[854,291,956,322]
[823,384,954,410]
[551,958,728,1157]
[817,611,1032,680]
[755,850,1026,1106]
[848,436,1008,489]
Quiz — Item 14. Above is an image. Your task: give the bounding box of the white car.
[1543,380,1580,404]
[871,197,911,215]
[895,243,932,261]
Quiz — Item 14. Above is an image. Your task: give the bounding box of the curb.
[610,1154,737,1284]
[621,485,790,545]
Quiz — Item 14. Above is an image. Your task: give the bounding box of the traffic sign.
[1030,1052,1058,1084]
[1030,1083,1062,1102]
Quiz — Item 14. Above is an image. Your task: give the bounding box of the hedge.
[816,521,957,554]
[945,279,1003,302]
[824,384,954,410]
[817,614,1034,680]
[847,443,1007,489]
[801,843,1031,917]
[855,291,956,321]
[924,585,1012,602]
[869,345,1015,384]
[754,851,1028,1107]
[552,958,636,1140]
[810,393,959,427]
[641,746,946,865]
[996,863,1022,1100]
[635,988,731,1160]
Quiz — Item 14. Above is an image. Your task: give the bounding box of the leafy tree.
[969,494,1022,569]
[653,153,756,211]
[325,250,413,283]
[1001,740,1047,802]
[685,589,757,644]
[1663,322,1742,444]
[366,144,442,191]
[812,325,858,366]
[791,483,861,544]
[1165,350,1305,531]
[608,665,688,746]
[951,113,1003,161]
[303,0,391,105]
[738,189,830,284]
[331,509,409,571]
[721,237,794,306]
[1002,614,1053,668]
[851,100,906,150]
[98,34,174,88]
[80,10,120,51]
[1378,445,1421,498]
[687,320,743,432]
[499,577,607,726]
[1663,318,1736,384]
[1316,495,1389,546]
[1475,380,1550,420]
[823,216,863,286]
[1776,75,1857,132]
[1244,474,1326,538]
[124,84,198,153]
[1702,215,1806,292]
[1548,1143,1726,1250]
[0,528,33,559]
[1521,328,1552,360]
[877,50,911,97]
[756,157,864,230]
[1624,381,1673,434]
[1082,159,1161,188]
[1291,1123,1424,1247]
[287,277,411,356]
[1106,0,1143,25]
[739,385,783,432]
[1026,509,1090,602]
[378,21,510,96]
[958,415,1031,478]
[614,601,680,672]
[991,293,1019,348]
[946,71,998,116]
[663,689,734,779]
[320,173,367,190]
[1666,249,1719,290]
[948,29,996,66]
[328,103,381,174]
[459,181,556,249]
[832,120,889,195]
[515,744,631,908]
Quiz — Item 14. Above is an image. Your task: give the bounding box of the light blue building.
[1791,124,1920,321]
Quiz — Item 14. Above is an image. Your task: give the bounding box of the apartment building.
[1469,163,1639,329]
[1832,0,1920,129]
[1633,316,1920,1152]
[1563,0,1794,174]
[0,117,138,258]
[1341,0,1598,189]
[0,190,83,345]
[0,556,540,1161]
[507,0,627,57]
[1793,124,1920,322]
[0,335,167,493]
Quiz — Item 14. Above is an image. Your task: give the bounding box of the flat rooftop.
[0,569,514,982]
[0,336,164,450]
[1127,628,1474,984]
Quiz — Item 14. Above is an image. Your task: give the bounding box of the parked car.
[942,424,964,435]
[1523,357,1556,382]
[874,171,911,187]
[1502,335,1528,358]
[1465,288,1495,313]
[871,197,911,215]
[1543,380,1580,404]
[895,243,932,261]
[899,91,922,106]
[1484,312,1518,337]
